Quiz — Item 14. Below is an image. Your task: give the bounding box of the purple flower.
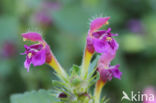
[97,52,122,82]
[86,17,121,81]
[98,64,122,82]
[21,32,52,72]
[92,28,119,54]
[87,17,119,54]
[21,44,46,72]
[86,17,110,53]
[109,65,122,79]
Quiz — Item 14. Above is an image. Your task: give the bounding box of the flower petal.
[98,52,115,66]
[93,37,108,53]
[100,69,113,82]
[22,32,43,42]
[109,39,119,52]
[89,17,110,33]
[31,48,46,66]
[110,64,122,79]
[24,59,31,72]
[92,30,106,38]
[30,44,43,50]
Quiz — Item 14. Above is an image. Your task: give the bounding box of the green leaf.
[10,89,58,103]
[88,55,100,78]
[88,72,100,88]
[101,96,109,103]
[52,80,69,90]
[71,78,81,86]
[70,64,80,76]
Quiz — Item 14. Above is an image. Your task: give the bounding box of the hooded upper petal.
[22,32,43,42]
[89,17,110,34]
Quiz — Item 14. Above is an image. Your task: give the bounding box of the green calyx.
[51,55,108,103]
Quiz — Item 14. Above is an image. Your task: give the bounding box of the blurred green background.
[0,0,156,103]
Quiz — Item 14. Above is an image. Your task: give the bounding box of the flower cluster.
[21,16,122,103]
[87,17,122,82]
